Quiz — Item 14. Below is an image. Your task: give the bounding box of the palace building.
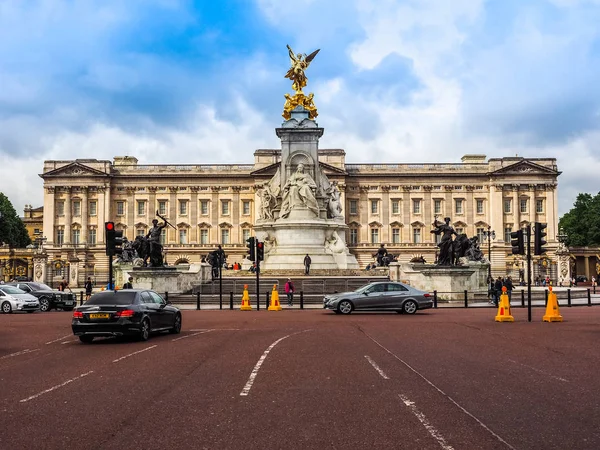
[34,151,560,287]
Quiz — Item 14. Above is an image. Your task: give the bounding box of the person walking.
[304,254,312,275]
[84,277,93,301]
[494,276,503,306]
[285,278,295,306]
[123,277,134,289]
[504,276,514,301]
[58,277,68,292]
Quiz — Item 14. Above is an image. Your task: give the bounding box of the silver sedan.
[323,281,433,315]
[0,286,40,314]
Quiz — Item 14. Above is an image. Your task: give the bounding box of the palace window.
[504,199,512,214]
[370,228,379,244]
[242,201,251,215]
[72,228,80,245]
[88,228,96,245]
[476,228,485,242]
[455,199,463,215]
[536,199,544,214]
[137,201,145,216]
[349,200,358,215]
[89,201,97,216]
[137,228,146,237]
[179,200,188,215]
[56,229,64,246]
[73,201,81,216]
[476,199,484,214]
[520,198,528,213]
[413,200,421,214]
[179,229,187,245]
[434,199,442,215]
[242,229,251,242]
[392,200,400,215]
[221,200,230,215]
[159,229,166,245]
[370,200,378,214]
[200,200,209,215]
[504,227,512,242]
[56,201,65,216]
[116,201,125,216]
[221,228,230,244]
[200,229,209,244]
[412,227,421,244]
[349,229,358,245]
[158,201,167,216]
[392,228,400,244]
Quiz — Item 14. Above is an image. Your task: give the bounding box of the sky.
[1,0,599,217]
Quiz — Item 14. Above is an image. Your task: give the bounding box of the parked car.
[72,289,182,344]
[323,281,433,315]
[576,275,588,283]
[0,285,40,313]
[7,282,76,312]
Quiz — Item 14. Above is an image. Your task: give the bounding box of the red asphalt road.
[1,307,600,450]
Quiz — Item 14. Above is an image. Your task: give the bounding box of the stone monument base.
[114,263,212,294]
[389,262,489,300]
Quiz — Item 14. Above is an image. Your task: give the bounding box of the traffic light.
[510,229,524,255]
[246,237,256,262]
[105,222,124,256]
[257,241,264,261]
[534,222,548,255]
[113,229,124,256]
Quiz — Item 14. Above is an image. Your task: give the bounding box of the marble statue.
[324,230,346,254]
[326,182,343,219]
[258,187,276,220]
[280,163,319,218]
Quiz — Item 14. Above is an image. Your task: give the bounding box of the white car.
[0,286,40,313]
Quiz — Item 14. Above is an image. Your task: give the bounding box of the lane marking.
[240,329,310,397]
[365,355,390,379]
[399,394,454,450]
[189,328,241,332]
[363,331,516,450]
[172,330,212,342]
[508,359,569,382]
[45,334,72,345]
[61,339,79,345]
[112,345,157,363]
[20,371,94,403]
[1,348,40,360]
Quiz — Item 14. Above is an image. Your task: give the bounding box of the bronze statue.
[431,217,457,266]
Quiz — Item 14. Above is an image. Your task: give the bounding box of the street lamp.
[482,226,496,279]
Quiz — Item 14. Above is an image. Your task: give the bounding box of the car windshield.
[355,284,373,294]
[29,283,53,291]
[0,286,27,294]
[86,291,137,306]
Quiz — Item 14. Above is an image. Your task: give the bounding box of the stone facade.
[37,152,560,286]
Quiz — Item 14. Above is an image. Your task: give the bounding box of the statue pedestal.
[113,264,212,293]
[389,262,489,300]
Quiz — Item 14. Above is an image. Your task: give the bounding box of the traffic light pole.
[108,252,113,291]
[256,239,260,311]
[526,224,532,322]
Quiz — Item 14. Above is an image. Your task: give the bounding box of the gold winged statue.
[283,45,320,120]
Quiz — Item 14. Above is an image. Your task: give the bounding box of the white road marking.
[19,371,93,403]
[45,334,72,345]
[112,345,157,363]
[508,359,569,382]
[61,339,79,345]
[365,355,390,379]
[240,329,310,397]
[0,348,40,360]
[189,328,240,332]
[364,331,516,450]
[399,394,454,450]
[172,330,212,342]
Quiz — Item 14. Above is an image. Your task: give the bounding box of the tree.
[0,193,32,248]
[559,192,600,247]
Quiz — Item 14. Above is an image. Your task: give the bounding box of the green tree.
[0,193,32,248]
[559,192,600,247]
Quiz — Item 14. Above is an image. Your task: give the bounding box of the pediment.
[369,221,383,228]
[239,222,253,228]
[453,221,468,228]
[197,222,212,228]
[251,162,279,176]
[115,222,127,229]
[42,162,110,178]
[410,221,425,227]
[519,220,531,227]
[348,221,362,228]
[177,222,191,229]
[318,161,346,174]
[473,221,488,228]
[218,221,233,229]
[389,221,404,228]
[491,160,558,176]
[134,222,148,228]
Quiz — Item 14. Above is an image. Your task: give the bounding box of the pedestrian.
[504,276,514,301]
[285,278,295,306]
[304,254,312,275]
[592,276,596,287]
[84,277,93,301]
[494,277,503,306]
[123,277,133,289]
[58,277,68,292]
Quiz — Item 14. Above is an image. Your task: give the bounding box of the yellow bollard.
[268,284,282,311]
[543,286,563,322]
[495,286,514,322]
[240,284,252,311]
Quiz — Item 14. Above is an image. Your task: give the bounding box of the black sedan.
[8,282,76,312]
[72,289,182,344]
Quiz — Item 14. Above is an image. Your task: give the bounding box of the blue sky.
[1,0,599,216]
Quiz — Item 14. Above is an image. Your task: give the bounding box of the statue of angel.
[285,44,320,94]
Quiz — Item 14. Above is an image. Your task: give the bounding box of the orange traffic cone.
[268,284,282,311]
[543,286,563,322]
[495,286,514,322]
[240,284,252,311]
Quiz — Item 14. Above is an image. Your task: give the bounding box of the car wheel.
[139,318,150,341]
[169,314,182,334]
[39,297,50,312]
[1,301,12,314]
[79,336,94,344]
[337,300,353,315]
[403,300,418,315]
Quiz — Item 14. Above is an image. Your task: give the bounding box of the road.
[1,307,599,449]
